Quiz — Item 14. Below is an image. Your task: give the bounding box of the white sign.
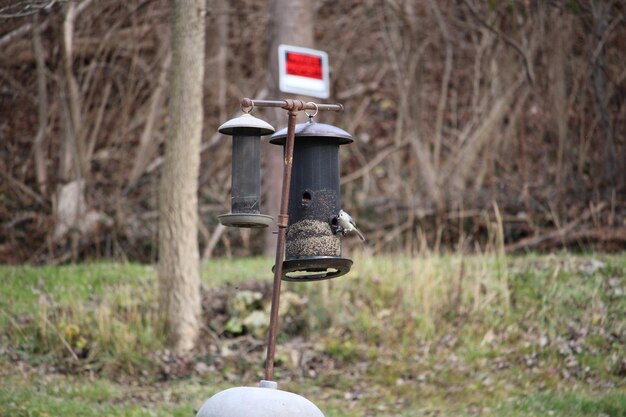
[278,45,330,99]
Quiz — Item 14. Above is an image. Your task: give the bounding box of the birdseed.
[286,219,340,258]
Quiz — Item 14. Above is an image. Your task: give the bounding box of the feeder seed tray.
[278,256,353,282]
[218,213,273,228]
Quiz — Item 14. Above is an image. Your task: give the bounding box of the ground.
[1,253,625,416]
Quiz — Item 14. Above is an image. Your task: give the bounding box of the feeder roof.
[218,113,275,136]
[270,121,353,145]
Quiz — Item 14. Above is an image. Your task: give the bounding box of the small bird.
[338,209,365,241]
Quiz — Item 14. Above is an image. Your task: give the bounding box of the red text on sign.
[285,52,323,80]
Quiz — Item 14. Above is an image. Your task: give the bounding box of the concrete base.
[196,381,325,417]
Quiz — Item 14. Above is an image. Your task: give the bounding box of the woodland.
[1,2,625,416]
[0,0,624,263]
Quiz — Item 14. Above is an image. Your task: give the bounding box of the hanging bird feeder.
[197,99,347,417]
[218,110,275,228]
[270,112,353,281]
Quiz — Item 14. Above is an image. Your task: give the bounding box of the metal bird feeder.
[270,118,353,281]
[218,111,275,228]
[197,99,348,417]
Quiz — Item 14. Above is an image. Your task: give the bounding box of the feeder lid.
[270,121,353,145]
[196,380,325,417]
[219,113,275,136]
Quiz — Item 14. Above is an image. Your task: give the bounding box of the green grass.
[0,263,153,319]
[0,263,161,376]
[203,257,274,285]
[0,258,274,377]
[4,378,623,417]
[1,253,625,416]
[493,391,626,417]
[0,374,221,417]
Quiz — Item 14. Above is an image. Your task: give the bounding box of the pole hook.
[304,102,318,121]
[241,101,254,114]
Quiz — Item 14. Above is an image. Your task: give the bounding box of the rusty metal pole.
[264,107,297,381]
[241,98,343,113]
[239,98,342,381]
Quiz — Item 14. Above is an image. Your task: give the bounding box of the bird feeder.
[218,112,275,228]
[270,119,353,281]
[196,380,325,417]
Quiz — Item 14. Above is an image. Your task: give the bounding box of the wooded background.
[0,0,624,264]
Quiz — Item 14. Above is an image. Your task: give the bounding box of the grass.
[0,374,221,417]
[493,391,626,417]
[203,257,274,285]
[1,263,161,376]
[1,253,625,416]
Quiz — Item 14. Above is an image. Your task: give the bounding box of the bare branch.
[463,0,535,85]
[341,141,409,185]
[32,12,48,194]
[127,49,171,187]
[0,0,62,19]
[428,0,453,169]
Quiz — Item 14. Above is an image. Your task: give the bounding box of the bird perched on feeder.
[338,209,365,241]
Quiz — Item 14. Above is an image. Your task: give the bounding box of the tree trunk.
[158,0,205,354]
[263,0,314,255]
[590,0,619,189]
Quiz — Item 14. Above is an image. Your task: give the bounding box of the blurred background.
[1,2,625,416]
[0,0,624,264]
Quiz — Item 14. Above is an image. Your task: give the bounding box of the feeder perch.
[270,120,353,281]
[218,113,275,228]
[196,380,325,417]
